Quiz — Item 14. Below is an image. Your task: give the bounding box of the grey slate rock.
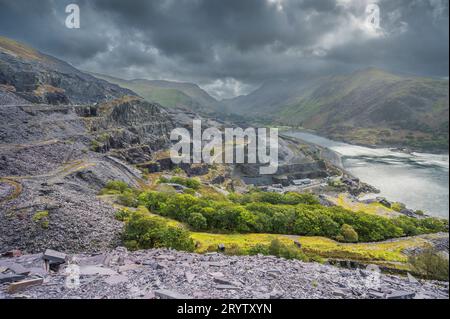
[5,263,30,276]
[386,291,416,299]
[43,249,66,264]
[0,274,27,284]
[155,289,192,299]
[216,284,241,290]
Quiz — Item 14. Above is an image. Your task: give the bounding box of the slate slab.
[155,289,192,299]
[386,291,416,299]
[0,273,27,284]
[7,278,44,294]
[216,284,241,290]
[43,249,66,264]
[6,263,31,276]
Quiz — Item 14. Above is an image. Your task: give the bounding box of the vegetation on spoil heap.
[101,178,449,279]
[100,180,141,207]
[408,248,449,281]
[138,192,447,242]
[32,211,50,229]
[115,206,195,252]
[102,179,448,244]
[157,176,201,190]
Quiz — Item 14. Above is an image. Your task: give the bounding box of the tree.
[340,224,359,243]
[391,202,406,212]
[188,212,208,230]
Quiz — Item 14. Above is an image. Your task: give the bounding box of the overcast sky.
[0,0,448,99]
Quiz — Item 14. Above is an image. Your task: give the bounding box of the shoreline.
[280,131,449,220]
[279,127,449,156]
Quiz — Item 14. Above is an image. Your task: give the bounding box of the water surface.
[284,131,449,218]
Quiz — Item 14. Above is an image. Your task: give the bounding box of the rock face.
[0,248,448,299]
[0,36,135,105]
[0,38,175,253]
[83,97,174,160]
[0,99,173,253]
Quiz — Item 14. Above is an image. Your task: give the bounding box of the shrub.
[248,244,270,256]
[104,180,129,193]
[184,188,196,195]
[32,211,49,229]
[188,212,208,230]
[32,210,49,222]
[283,192,320,205]
[122,209,195,252]
[391,202,406,212]
[409,249,449,281]
[158,227,196,252]
[118,189,139,207]
[339,224,359,243]
[268,239,308,261]
[158,176,201,190]
[415,210,425,216]
[100,180,140,207]
[223,244,245,256]
[115,208,132,222]
[138,191,170,211]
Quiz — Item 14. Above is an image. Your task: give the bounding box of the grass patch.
[32,211,49,229]
[334,194,397,218]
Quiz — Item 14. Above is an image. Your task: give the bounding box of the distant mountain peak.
[90,72,219,113]
[220,67,449,151]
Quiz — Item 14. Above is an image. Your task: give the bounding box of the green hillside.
[91,73,219,113]
[222,68,449,151]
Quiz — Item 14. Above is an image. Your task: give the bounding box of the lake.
[284,131,449,219]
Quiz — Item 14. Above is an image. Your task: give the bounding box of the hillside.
[222,69,449,151]
[0,36,135,105]
[91,73,219,114]
[0,36,174,252]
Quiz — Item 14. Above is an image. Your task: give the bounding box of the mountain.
[91,73,219,114]
[222,68,449,151]
[0,36,135,105]
[0,36,174,252]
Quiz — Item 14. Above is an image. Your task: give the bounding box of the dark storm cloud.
[0,0,448,99]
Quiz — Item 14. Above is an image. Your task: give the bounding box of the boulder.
[43,249,66,264]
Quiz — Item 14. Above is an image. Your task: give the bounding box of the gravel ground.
[1,248,448,299]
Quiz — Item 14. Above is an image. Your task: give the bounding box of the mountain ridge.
[90,72,220,114]
[0,36,136,105]
[221,68,449,151]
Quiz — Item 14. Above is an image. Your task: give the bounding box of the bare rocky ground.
[0,248,448,300]
[0,100,172,253]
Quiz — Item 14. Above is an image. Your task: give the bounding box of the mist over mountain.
[221,68,449,151]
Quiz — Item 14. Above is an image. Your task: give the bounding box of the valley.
[220,68,449,153]
[0,36,448,299]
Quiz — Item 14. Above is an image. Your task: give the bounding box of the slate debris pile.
[0,248,448,299]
